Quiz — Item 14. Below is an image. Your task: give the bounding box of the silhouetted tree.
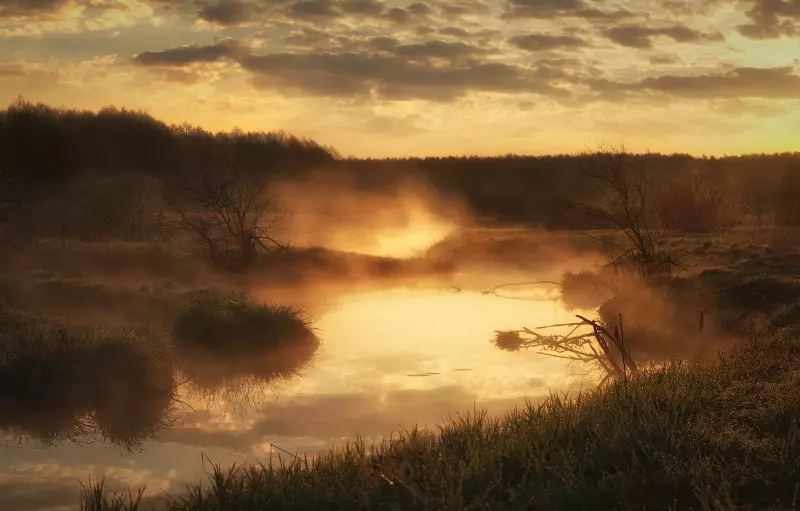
[571,145,672,275]
[167,156,287,269]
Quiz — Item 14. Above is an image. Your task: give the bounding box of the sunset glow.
[1,0,799,156]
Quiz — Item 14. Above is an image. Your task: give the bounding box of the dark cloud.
[289,0,340,18]
[239,48,575,101]
[605,24,724,49]
[503,0,634,20]
[386,5,410,22]
[649,53,682,65]
[392,40,493,60]
[407,1,432,15]
[0,0,69,18]
[737,0,800,39]
[367,35,401,50]
[510,33,589,51]
[199,0,263,26]
[280,0,391,20]
[340,0,384,15]
[133,40,242,67]
[591,66,800,100]
[439,26,470,37]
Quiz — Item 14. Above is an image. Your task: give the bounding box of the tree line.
[1,97,799,267]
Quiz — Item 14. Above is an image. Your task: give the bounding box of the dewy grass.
[174,289,317,356]
[82,331,800,510]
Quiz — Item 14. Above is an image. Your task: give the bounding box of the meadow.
[2,100,800,510]
[72,227,800,511]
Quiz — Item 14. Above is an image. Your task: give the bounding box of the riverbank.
[81,229,800,510]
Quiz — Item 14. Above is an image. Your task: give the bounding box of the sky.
[1,0,799,157]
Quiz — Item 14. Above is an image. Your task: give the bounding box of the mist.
[273,168,473,258]
[2,100,799,510]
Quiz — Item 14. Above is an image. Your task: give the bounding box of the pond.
[0,280,597,511]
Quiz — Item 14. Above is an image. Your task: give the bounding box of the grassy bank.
[0,311,176,449]
[84,328,800,510]
[0,287,319,448]
[78,231,800,510]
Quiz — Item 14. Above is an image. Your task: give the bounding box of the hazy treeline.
[0,97,337,243]
[2,97,800,245]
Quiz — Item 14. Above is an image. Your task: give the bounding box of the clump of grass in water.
[173,290,319,392]
[0,311,177,449]
[81,332,800,510]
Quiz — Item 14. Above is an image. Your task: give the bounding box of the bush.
[657,173,741,233]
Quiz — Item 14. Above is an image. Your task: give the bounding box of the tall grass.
[82,331,800,510]
[174,290,319,392]
[0,311,176,449]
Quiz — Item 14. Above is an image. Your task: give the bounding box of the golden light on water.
[285,287,597,400]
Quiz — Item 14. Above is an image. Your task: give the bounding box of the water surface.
[1,282,595,510]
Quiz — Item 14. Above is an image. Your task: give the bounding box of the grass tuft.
[173,290,320,391]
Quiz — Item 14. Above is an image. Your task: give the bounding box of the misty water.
[0,278,597,511]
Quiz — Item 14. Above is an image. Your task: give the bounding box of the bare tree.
[114,174,166,242]
[167,161,287,268]
[573,145,674,276]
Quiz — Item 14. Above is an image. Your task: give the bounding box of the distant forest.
[2,97,800,243]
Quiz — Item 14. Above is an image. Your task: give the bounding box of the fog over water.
[0,178,606,510]
[1,274,600,510]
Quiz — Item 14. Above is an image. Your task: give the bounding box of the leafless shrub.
[571,145,675,276]
[166,160,287,269]
[657,171,741,233]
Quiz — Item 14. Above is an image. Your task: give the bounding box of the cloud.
[510,33,589,51]
[340,0,384,15]
[198,0,263,26]
[649,53,682,65]
[439,0,488,17]
[391,40,494,60]
[281,0,394,20]
[133,39,243,67]
[0,0,70,19]
[289,0,341,19]
[0,62,26,76]
[605,24,724,49]
[239,48,575,101]
[503,0,634,20]
[737,0,800,39]
[439,26,469,37]
[591,66,800,100]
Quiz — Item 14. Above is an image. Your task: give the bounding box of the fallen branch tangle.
[494,314,638,381]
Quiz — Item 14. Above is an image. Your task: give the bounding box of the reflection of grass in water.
[83,333,800,510]
[0,311,177,450]
[174,290,320,397]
